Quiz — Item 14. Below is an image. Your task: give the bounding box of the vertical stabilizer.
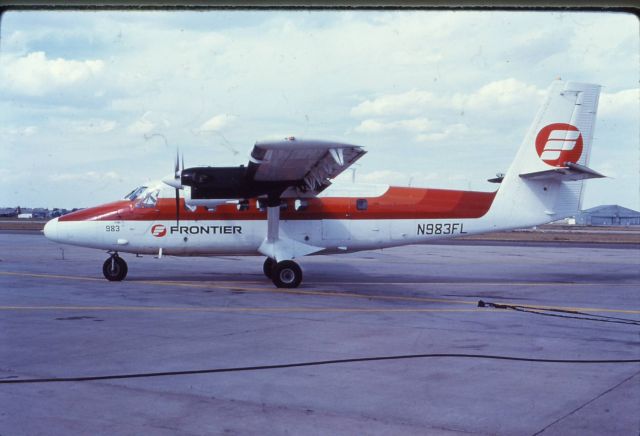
[486,80,602,229]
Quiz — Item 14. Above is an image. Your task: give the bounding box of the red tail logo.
[535,123,583,167]
[151,224,167,237]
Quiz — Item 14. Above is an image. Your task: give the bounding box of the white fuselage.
[45,216,496,257]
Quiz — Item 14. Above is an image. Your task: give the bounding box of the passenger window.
[295,199,308,211]
[356,199,368,211]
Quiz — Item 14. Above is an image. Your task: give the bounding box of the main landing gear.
[263,257,275,278]
[103,253,128,281]
[263,257,302,288]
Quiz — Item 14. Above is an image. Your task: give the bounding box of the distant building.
[31,208,49,219]
[576,205,640,226]
[0,208,18,217]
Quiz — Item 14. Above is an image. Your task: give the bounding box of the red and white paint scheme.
[44,80,605,288]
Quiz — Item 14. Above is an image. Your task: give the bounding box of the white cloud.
[357,169,441,187]
[460,78,545,110]
[599,88,639,119]
[23,126,38,136]
[351,78,545,119]
[127,112,156,135]
[1,51,104,96]
[354,117,435,134]
[49,171,122,182]
[2,125,38,136]
[351,90,442,117]
[416,123,470,142]
[199,114,237,132]
[70,119,117,134]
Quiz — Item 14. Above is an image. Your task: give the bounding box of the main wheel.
[263,257,275,279]
[271,260,302,288]
[102,256,128,281]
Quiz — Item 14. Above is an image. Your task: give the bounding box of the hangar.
[576,205,640,226]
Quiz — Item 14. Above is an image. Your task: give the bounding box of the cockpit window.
[137,189,160,208]
[124,186,148,200]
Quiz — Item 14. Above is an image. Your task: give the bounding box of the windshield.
[123,186,148,200]
[136,188,160,208]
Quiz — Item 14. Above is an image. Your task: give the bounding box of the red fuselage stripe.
[59,186,497,222]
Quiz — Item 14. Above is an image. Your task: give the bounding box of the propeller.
[174,150,184,227]
[162,149,184,227]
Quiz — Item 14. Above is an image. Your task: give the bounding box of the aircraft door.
[347,198,389,245]
[321,219,351,240]
[321,199,351,241]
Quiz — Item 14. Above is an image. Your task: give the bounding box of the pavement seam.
[530,369,640,436]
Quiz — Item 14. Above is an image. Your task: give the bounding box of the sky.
[0,10,638,210]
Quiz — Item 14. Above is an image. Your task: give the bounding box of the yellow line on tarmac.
[142,278,478,305]
[2,271,639,315]
[0,305,485,314]
[310,281,640,287]
[2,271,637,288]
[0,271,477,306]
[0,271,104,282]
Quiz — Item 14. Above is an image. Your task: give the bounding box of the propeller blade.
[171,148,184,225]
[175,188,180,226]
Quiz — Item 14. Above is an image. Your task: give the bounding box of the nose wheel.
[103,254,128,281]
[271,260,302,288]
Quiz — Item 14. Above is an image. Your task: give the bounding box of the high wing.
[246,138,367,263]
[247,137,366,197]
[179,137,366,202]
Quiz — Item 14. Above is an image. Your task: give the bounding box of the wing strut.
[266,196,280,244]
[258,194,324,262]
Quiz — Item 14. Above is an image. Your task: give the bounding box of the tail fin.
[487,80,604,229]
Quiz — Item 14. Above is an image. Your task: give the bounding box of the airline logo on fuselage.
[151,224,167,237]
[151,224,242,237]
[535,123,583,167]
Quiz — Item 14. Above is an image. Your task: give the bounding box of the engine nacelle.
[180,165,296,200]
[183,187,232,208]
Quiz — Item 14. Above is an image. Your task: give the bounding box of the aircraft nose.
[44,217,59,241]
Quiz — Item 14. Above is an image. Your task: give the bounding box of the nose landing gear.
[103,253,128,281]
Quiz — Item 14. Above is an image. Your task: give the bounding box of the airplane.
[44,79,605,288]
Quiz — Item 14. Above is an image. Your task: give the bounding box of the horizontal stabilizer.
[519,162,605,181]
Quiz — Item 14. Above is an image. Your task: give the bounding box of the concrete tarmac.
[0,231,639,435]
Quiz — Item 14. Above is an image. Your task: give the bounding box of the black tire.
[263,257,275,279]
[271,260,302,288]
[102,256,128,281]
